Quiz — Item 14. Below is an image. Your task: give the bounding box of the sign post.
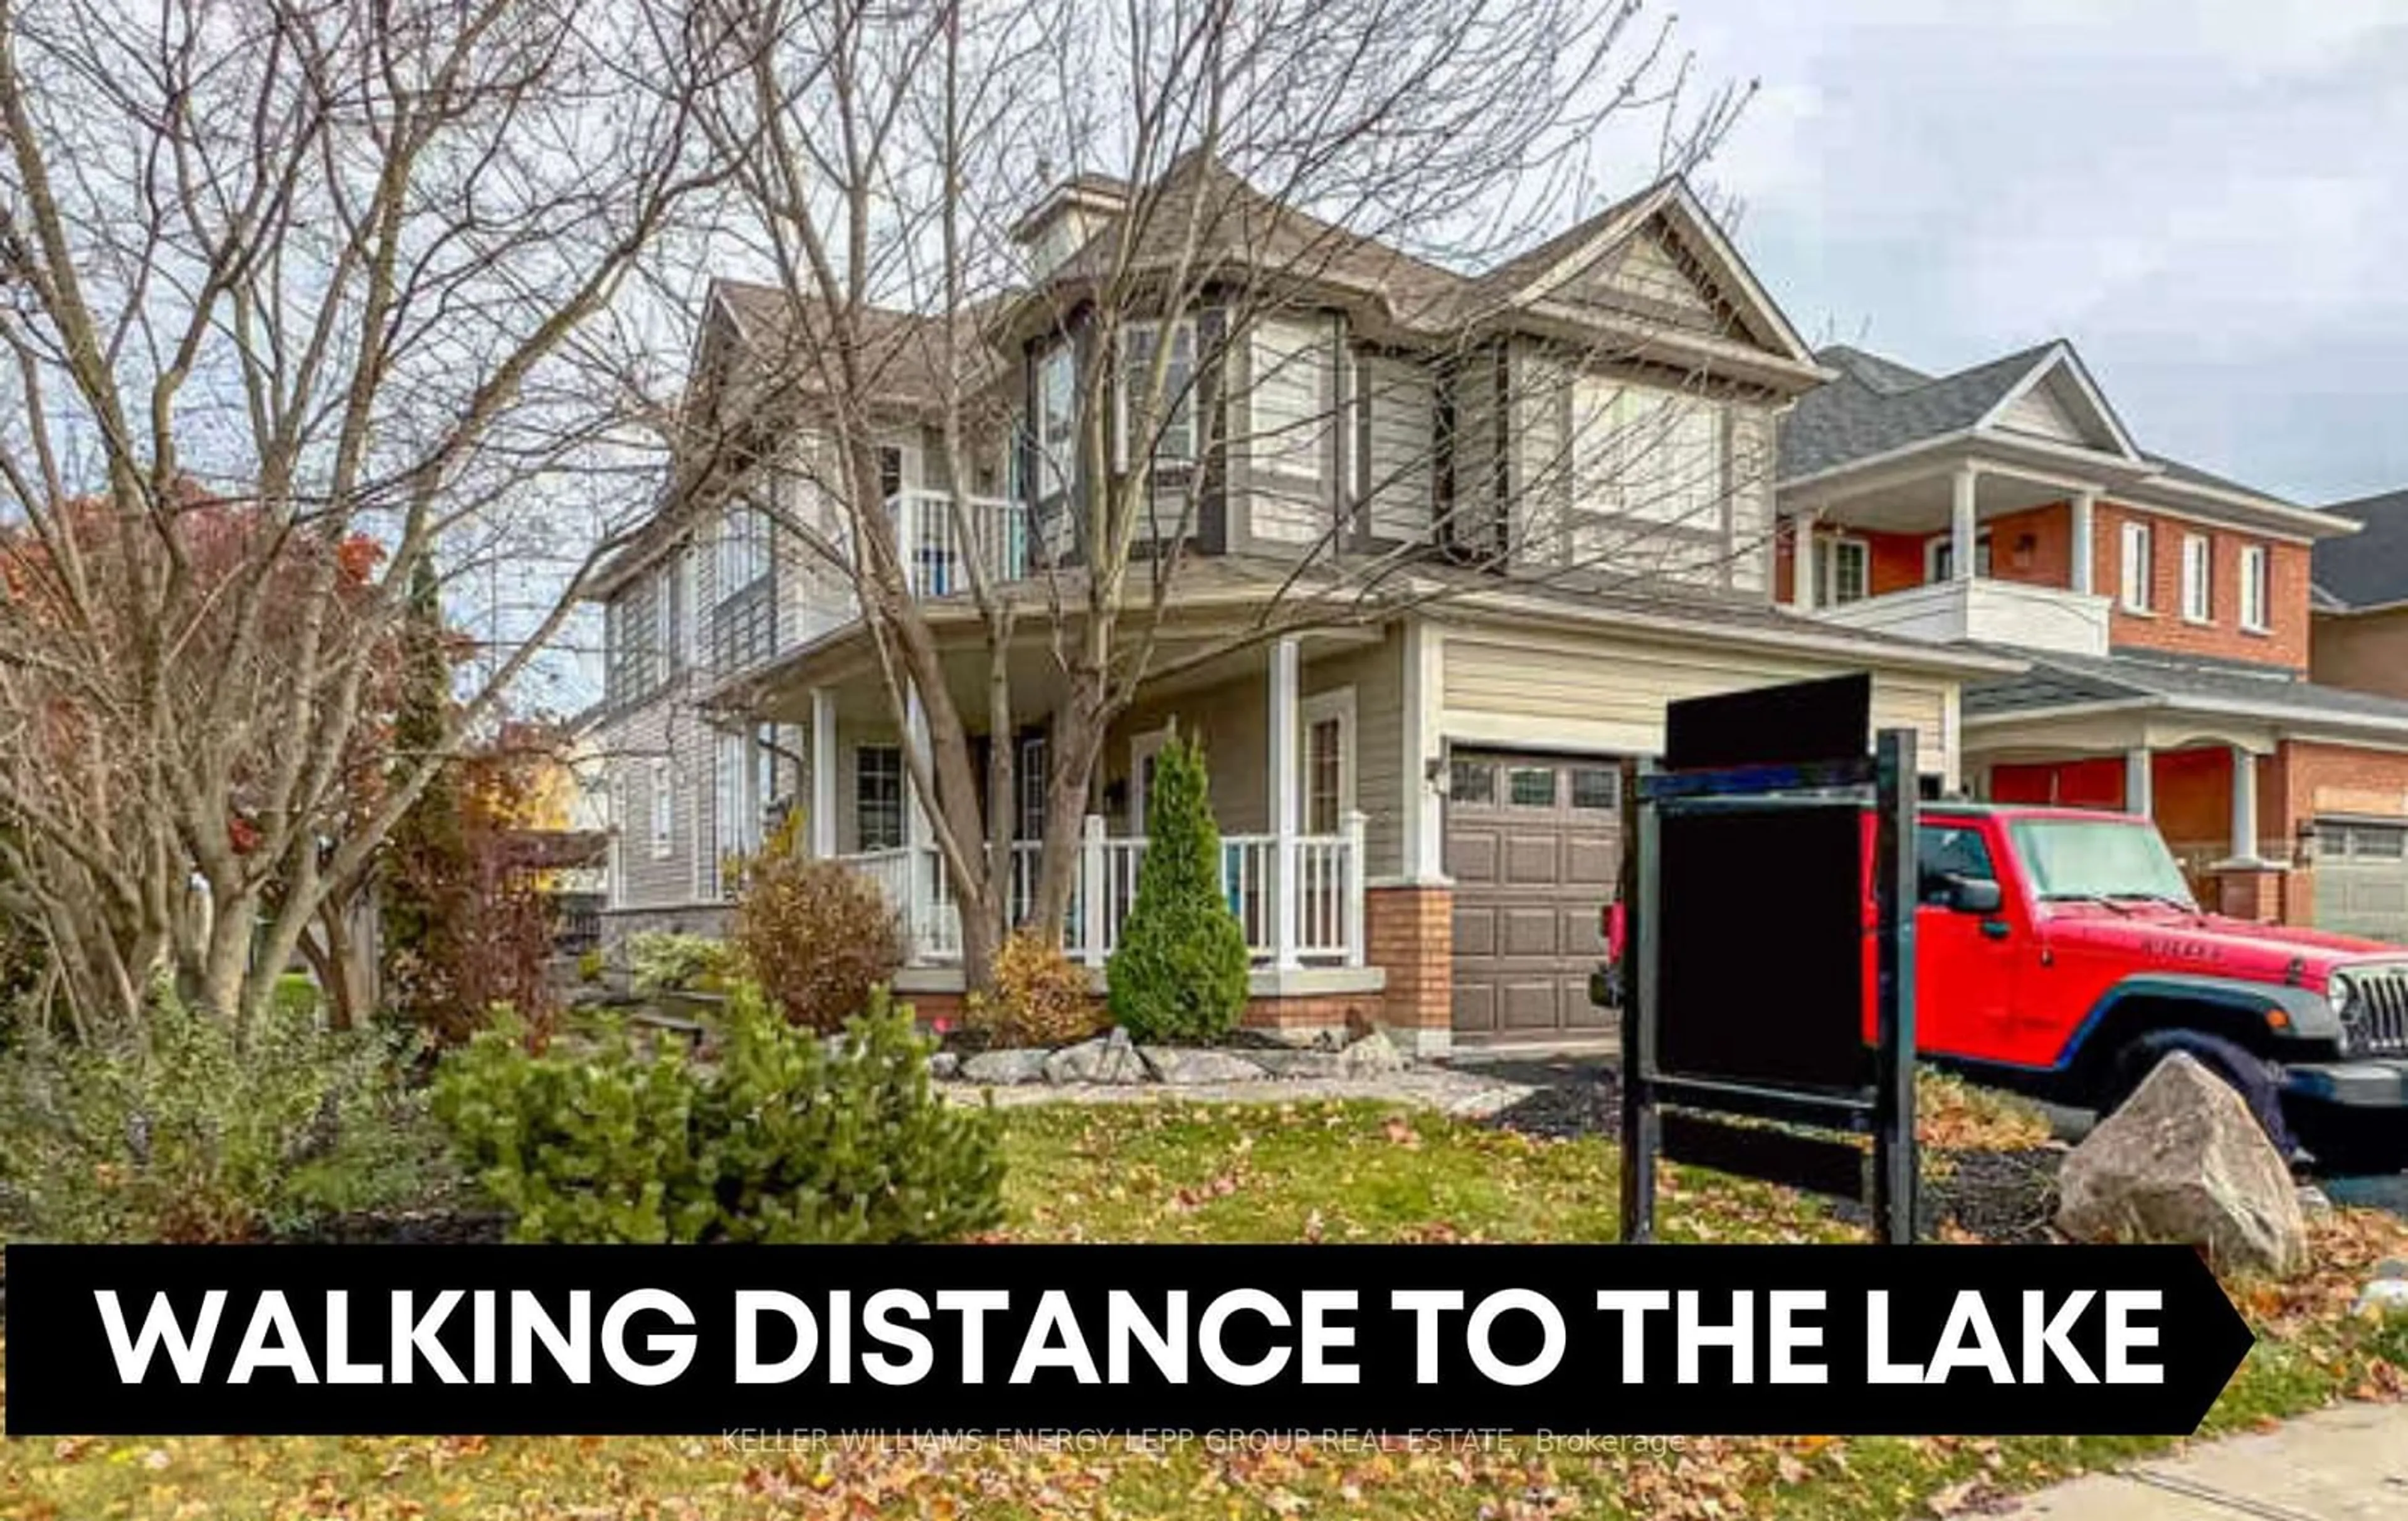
[1617,673,1921,1244]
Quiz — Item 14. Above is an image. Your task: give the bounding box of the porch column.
[905,686,932,848]
[1398,619,1447,883]
[810,687,838,858]
[1790,510,1821,612]
[2069,489,2098,596]
[1951,465,1980,583]
[1269,634,1302,970]
[2229,745,2259,863]
[2125,746,2153,816]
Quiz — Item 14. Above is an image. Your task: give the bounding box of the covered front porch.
[1782,457,2127,657]
[736,611,1400,990]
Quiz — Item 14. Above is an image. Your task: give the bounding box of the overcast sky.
[1673,0,2407,507]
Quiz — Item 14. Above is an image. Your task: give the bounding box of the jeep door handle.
[1980,920,2011,941]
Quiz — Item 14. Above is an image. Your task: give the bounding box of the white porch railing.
[843,811,1366,970]
[888,488,1032,596]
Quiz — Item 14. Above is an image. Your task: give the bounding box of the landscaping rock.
[2055,1053,2308,1278]
[1248,1048,1345,1080]
[927,1051,960,1082]
[960,1047,1051,1085]
[1045,1028,1148,1085]
[1141,1046,1270,1084]
[1339,1029,1408,1076]
[2355,1277,2408,1316]
[2296,1183,2333,1216]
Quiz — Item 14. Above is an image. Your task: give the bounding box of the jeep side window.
[1917,824,1996,906]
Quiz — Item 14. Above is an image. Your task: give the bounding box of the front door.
[1914,819,2017,1058]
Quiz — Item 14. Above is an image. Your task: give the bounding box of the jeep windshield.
[2009,817,2199,910]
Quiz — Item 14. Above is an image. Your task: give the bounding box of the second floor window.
[606,568,672,703]
[2120,520,2155,613]
[1572,382,1726,530]
[1117,320,1196,469]
[712,505,775,674]
[1035,347,1075,501]
[2240,544,2271,632]
[2182,534,2213,622]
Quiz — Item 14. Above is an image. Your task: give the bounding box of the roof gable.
[1497,179,1818,371]
[1975,345,2140,460]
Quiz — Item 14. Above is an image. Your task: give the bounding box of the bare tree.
[663,0,1774,987]
[0,0,720,1034]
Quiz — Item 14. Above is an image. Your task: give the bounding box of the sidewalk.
[1995,1401,2408,1518]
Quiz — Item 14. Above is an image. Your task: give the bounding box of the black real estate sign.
[1620,673,1921,1243]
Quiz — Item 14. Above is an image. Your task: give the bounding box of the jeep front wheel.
[2098,1028,2298,1160]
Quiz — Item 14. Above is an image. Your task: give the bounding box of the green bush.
[576,947,607,984]
[272,971,322,1021]
[0,985,449,1243]
[626,931,732,997]
[1107,733,1250,1043]
[432,982,1003,1245]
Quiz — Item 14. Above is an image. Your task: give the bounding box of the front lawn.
[6,1100,2407,1521]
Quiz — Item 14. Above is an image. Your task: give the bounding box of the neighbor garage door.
[1444,750,1622,1041]
[2316,819,2408,945]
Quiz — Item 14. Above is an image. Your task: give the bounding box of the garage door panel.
[1447,749,1622,1043]
[1566,838,1619,886]
[1451,983,1497,1034]
[1501,907,1561,957]
[1452,908,1496,957]
[1504,834,1561,884]
[1446,834,1500,884]
[1499,981,1565,1029]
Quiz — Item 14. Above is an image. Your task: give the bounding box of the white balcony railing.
[1814,577,2111,658]
[841,811,1366,971]
[889,488,1032,596]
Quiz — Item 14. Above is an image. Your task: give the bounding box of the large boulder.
[1142,1046,1270,1084]
[959,1047,1050,1086]
[1043,1028,1149,1085]
[2055,1052,2308,1278]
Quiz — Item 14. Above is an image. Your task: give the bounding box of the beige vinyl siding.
[1511,344,1570,567]
[1448,344,1506,558]
[1443,630,1958,779]
[1358,351,1435,544]
[1726,404,1775,594]
[601,694,719,911]
[1106,676,1270,836]
[1303,627,1407,877]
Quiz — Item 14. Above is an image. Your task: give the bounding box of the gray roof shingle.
[1779,342,2060,480]
[1963,647,2408,728]
[2315,488,2408,611]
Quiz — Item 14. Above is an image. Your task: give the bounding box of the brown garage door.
[1445,750,1622,1041]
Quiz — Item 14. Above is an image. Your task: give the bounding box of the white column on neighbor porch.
[905,686,932,848]
[2125,746,2154,817]
[1951,465,1980,584]
[1790,510,1822,613]
[1269,634,1302,970]
[2069,488,2099,597]
[810,687,838,858]
[2229,745,2260,863]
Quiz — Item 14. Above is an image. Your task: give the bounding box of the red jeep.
[1602,803,2408,1172]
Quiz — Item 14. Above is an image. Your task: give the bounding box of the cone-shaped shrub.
[1107,732,1250,1042]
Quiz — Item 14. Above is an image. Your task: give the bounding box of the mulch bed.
[282,1209,510,1246]
[1477,1061,2068,1245]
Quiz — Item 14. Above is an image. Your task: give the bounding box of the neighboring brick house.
[1775,343,2408,944]
[2305,488,2408,941]
[589,161,2011,1054]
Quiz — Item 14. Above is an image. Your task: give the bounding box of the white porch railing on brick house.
[841,811,1367,970]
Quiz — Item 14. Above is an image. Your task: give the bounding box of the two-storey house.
[591,160,2012,1054]
[1777,345,2408,944]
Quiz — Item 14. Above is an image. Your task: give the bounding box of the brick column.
[2212,866,2284,924]
[1367,883,1452,1057]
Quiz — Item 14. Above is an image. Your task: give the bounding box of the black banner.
[3,1244,2254,1437]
